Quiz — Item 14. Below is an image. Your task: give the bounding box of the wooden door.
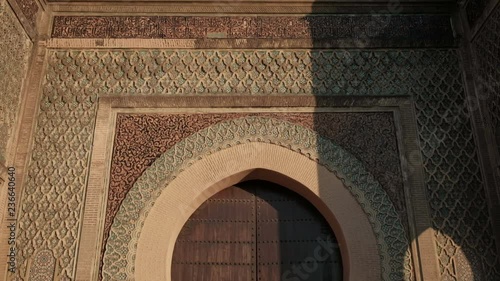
[172,180,342,281]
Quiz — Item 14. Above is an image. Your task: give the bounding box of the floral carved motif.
[29,249,56,281]
[12,0,38,29]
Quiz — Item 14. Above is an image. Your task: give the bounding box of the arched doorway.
[116,141,390,280]
[172,180,342,281]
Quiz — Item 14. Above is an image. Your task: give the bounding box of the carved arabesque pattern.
[413,52,499,279]
[103,116,411,281]
[17,49,499,280]
[40,50,450,97]
[29,249,56,281]
[16,100,95,279]
[0,3,31,163]
[51,15,453,48]
[473,4,500,155]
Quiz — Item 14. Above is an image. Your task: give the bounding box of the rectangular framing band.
[76,95,438,281]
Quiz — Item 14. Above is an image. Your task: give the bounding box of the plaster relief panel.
[101,112,408,279]
[0,2,31,164]
[473,4,500,154]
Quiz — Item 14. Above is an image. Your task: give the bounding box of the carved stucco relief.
[103,116,411,281]
[29,249,56,280]
[0,2,31,164]
[50,15,453,48]
[16,49,499,280]
[101,112,406,278]
[473,4,500,155]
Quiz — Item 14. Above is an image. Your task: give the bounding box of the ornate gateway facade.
[0,0,500,280]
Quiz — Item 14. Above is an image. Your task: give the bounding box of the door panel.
[172,185,256,281]
[172,180,342,281]
[253,181,341,281]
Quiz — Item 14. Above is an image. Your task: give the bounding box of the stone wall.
[12,47,499,281]
[7,10,500,281]
[0,1,32,164]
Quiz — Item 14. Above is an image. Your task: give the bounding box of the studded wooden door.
[172,180,342,281]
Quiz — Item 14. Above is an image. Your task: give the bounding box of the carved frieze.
[51,15,455,47]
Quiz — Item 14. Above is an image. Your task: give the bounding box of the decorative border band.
[51,15,455,47]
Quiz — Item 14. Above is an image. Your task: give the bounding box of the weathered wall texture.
[0,1,32,164]
[13,47,499,280]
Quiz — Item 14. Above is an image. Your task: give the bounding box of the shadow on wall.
[307,1,500,280]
